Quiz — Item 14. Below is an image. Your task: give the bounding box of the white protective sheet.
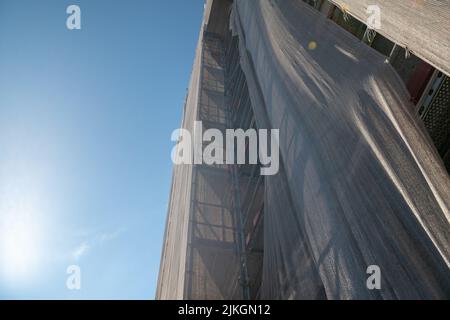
[231,0,450,299]
[330,0,450,76]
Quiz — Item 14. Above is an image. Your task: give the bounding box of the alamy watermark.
[66,265,81,290]
[366,265,381,290]
[366,5,381,30]
[66,5,81,30]
[171,121,280,176]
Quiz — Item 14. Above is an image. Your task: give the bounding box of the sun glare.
[0,199,44,286]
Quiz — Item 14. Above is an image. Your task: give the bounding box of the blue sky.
[0,0,204,299]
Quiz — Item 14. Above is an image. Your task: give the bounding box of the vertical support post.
[386,43,399,64]
[362,27,376,46]
[230,164,251,300]
[224,34,251,300]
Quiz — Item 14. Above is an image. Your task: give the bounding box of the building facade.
[157,0,450,300]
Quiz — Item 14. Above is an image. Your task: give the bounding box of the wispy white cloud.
[98,229,124,243]
[72,242,90,261]
[70,228,125,261]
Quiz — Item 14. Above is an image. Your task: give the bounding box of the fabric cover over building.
[329,0,450,76]
[157,0,450,300]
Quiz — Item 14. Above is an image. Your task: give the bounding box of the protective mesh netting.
[157,0,450,300]
[329,0,450,76]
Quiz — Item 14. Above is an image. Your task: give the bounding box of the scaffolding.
[157,0,450,300]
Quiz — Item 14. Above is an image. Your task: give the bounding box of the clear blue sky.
[0,0,204,299]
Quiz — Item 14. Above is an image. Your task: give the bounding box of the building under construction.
[157,0,450,299]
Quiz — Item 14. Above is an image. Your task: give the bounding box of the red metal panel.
[407,61,435,104]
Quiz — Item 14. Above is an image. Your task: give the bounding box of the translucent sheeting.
[157,8,242,299]
[158,0,450,300]
[329,0,450,76]
[231,0,450,299]
[156,18,205,301]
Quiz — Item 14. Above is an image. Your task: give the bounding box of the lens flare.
[0,193,44,287]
